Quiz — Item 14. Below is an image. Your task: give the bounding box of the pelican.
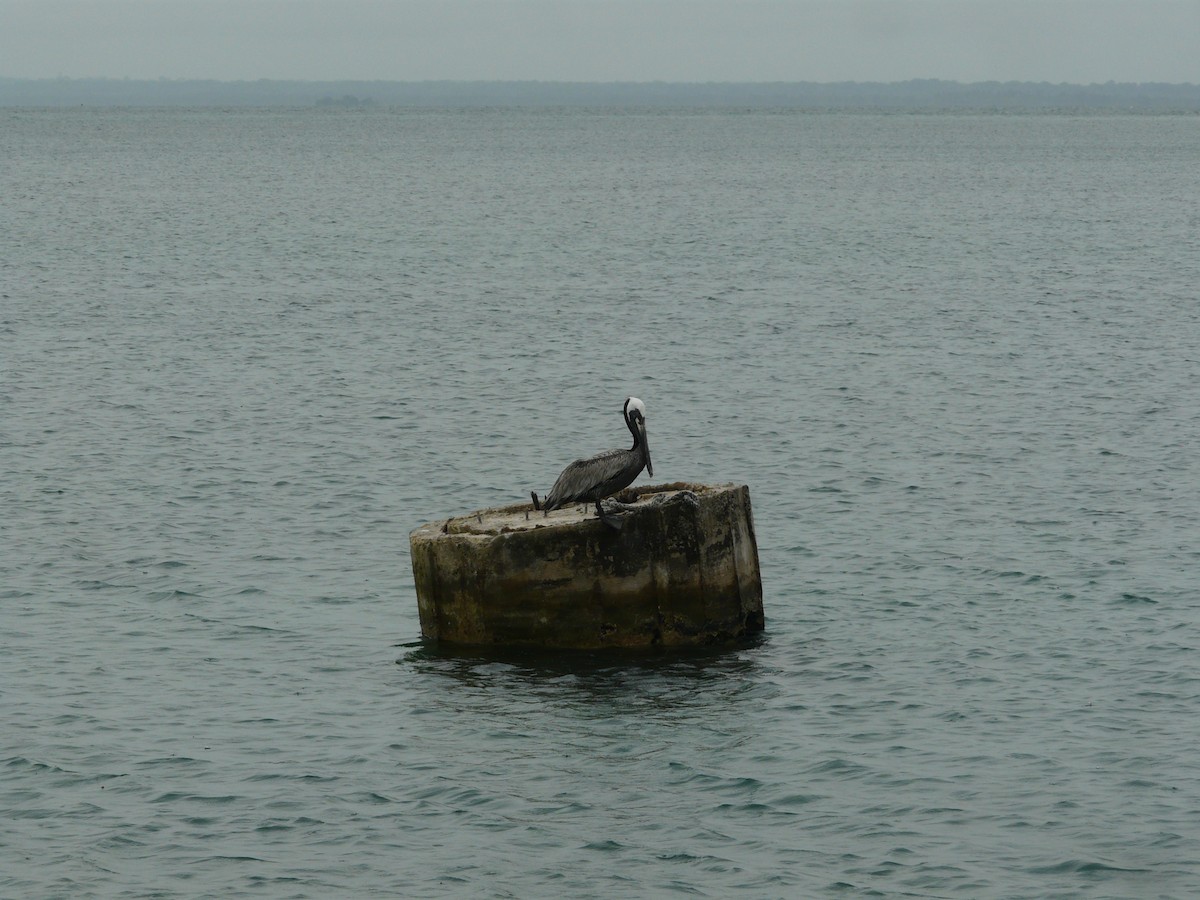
[532,397,653,529]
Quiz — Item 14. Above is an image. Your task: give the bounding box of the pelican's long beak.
[640,422,653,478]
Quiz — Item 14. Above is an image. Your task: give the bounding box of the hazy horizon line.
[6,76,1199,87]
[6,77,1199,111]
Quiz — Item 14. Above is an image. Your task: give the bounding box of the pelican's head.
[624,396,646,423]
[623,396,652,478]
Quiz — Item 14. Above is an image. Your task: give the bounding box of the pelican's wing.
[545,448,629,508]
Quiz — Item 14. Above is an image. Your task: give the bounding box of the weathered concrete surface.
[410,482,764,649]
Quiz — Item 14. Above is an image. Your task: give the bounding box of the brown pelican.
[532,397,653,529]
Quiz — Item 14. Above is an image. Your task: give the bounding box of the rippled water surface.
[4,108,1200,897]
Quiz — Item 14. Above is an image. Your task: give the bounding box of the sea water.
[3,107,1199,897]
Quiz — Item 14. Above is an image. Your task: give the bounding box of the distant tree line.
[3,78,1199,111]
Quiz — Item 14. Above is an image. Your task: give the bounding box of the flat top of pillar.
[418,481,743,538]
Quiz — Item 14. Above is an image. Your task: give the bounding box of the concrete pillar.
[410,482,764,649]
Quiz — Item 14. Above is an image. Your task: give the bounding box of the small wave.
[582,839,625,852]
[1116,593,1157,605]
[4,756,70,775]
[136,756,207,769]
[1028,860,1149,876]
[152,792,241,804]
[775,792,822,807]
[194,855,268,864]
[805,758,871,778]
[76,579,128,591]
[145,589,201,601]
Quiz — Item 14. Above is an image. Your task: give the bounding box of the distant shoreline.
[3,78,1200,111]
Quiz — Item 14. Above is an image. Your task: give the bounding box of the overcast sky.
[3,1,1197,84]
